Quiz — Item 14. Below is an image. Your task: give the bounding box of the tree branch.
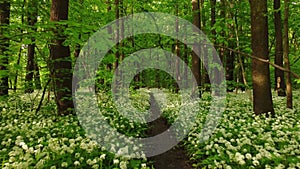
[214,45,300,79]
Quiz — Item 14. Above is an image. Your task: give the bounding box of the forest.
[0,0,300,168]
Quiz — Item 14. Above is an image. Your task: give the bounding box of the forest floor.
[146,93,194,169]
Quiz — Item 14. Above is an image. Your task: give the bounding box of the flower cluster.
[0,91,150,169]
[184,90,300,168]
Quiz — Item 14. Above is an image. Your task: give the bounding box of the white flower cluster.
[183,91,300,168]
[0,91,151,169]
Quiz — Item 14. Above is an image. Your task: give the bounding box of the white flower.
[120,161,127,169]
[61,162,68,168]
[36,159,45,169]
[75,153,80,158]
[245,153,252,159]
[234,152,245,165]
[225,165,232,169]
[9,157,15,163]
[100,154,106,160]
[92,164,99,169]
[117,146,129,156]
[253,160,259,166]
[141,163,147,169]
[74,161,80,166]
[87,159,93,165]
[275,164,285,169]
[255,153,262,159]
[113,159,119,164]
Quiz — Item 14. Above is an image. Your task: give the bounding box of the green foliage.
[0,91,150,169]
[184,90,300,168]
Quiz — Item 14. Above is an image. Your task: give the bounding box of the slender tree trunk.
[49,0,74,115]
[26,0,41,93]
[14,47,22,91]
[74,0,83,58]
[104,0,113,90]
[210,0,216,42]
[206,0,216,91]
[219,0,226,64]
[14,0,26,92]
[113,0,120,92]
[226,2,235,92]
[174,2,180,93]
[191,0,201,97]
[283,0,292,108]
[34,60,42,89]
[274,0,286,96]
[234,7,247,92]
[25,43,35,93]
[0,1,10,96]
[226,42,235,92]
[119,0,124,88]
[74,0,83,59]
[183,44,188,89]
[25,0,38,93]
[249,0,275,116]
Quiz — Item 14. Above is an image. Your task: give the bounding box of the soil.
[145,93,194,169]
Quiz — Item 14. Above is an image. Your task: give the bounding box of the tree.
[249,0,275,115]
[191,0,201,97]
[274,0,286,96]
[25,0,39,93]
[49,0,74,115]
[0,1,10,96]
[174,1,180,93]
[283,0,292,108]
[226,1,235,92]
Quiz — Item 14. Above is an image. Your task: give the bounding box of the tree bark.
[49,0,74,115]
[113,0,120,92]
[274,0,286,96]
[226,2,235,92]
[34,59,42,89]
[174,2,180,93]
[191,0,201,98]
[210,0,216,42]
[283,0,292,108]
[25,0,38,93]
[249,0,275,115]
[0,1,10,96]
[14,0,26,92]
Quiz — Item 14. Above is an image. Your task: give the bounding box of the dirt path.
[146,93,194,169]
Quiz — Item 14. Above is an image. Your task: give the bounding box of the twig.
[214,45,300,79]
[36,79,51,114]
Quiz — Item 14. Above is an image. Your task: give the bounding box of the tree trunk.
[226,41,235,92]
[113,0,120,92]
[219,0,226,64]
[174,2,180,93]
[14,0,26,92]
[274,0,286,96]
[210,0,216,42]
[34,59,42,89]
[283,0,292,108]
[234,7,247,92]
[226,2,236,92]
[0,1,10,96]
[74,0,83,58]
[206,0,216,91]
[249,0,275,116]
[50,0,74,115]
[191,0,201,98]
[25,0,38,93]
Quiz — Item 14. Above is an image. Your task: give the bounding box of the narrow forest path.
[146,93,194,169]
